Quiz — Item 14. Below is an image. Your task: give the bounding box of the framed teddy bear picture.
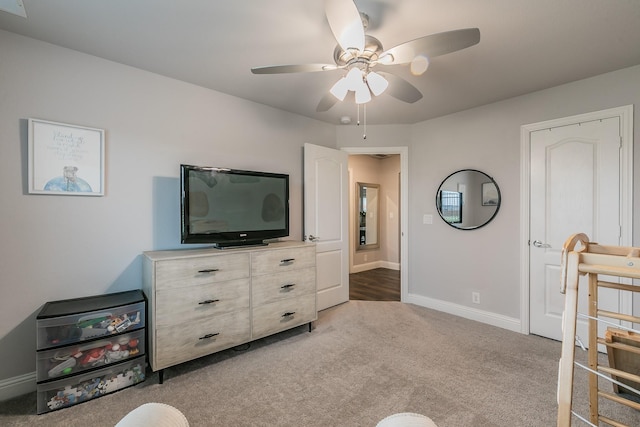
[28,118,105,196]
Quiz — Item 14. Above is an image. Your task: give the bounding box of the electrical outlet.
[472,292,480,304]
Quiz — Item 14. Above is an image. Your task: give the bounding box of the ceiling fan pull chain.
[363,103,367,139]
[357,103,360,126]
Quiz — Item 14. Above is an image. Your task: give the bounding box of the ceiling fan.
[251,0,480,112]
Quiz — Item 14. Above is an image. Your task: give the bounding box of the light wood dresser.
[142,241,316,383]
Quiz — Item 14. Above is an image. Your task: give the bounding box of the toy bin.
[37,293,145,350]
[36,290,147,413]
[36,328,145,382]
[37,355,146,414]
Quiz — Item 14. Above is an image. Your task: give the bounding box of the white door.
[304,143,349,310]
[529,117,621,342]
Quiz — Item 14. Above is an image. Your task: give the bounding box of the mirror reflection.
[357,182,380,250]
[436,169,501,230]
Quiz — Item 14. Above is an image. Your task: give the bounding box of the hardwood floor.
[349,268,400,301]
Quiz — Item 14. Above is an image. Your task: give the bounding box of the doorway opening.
[341,147,408,302]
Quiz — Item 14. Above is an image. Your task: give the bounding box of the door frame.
[341,146,409,302]
[519,105,634,334]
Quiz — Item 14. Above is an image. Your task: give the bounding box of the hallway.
[349,268,400,301]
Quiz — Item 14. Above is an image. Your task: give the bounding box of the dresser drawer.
[155,253,250,290]
[37,301,145,351]
[155,278,250,327]
[251,245,315,276]
[37,356,145,414]
[252,293,316,339]
[252,267,315,306]
[36,329,145,382]
[155,310,251,369]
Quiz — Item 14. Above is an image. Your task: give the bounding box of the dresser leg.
[158,369,164,384]
[308,322,312,332]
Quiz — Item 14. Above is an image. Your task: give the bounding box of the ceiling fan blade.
[380,28,480,65]
[324,0,365,53]
[251,64,338,74]
[316,92,339,112]
[377,72,423,103]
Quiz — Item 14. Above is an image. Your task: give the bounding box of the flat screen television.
[180,164,289,248]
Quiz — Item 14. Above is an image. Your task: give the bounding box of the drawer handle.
[198,268,219,273]
[282,311,296,317]
[280,283,295,290]
[198,299,220,305]
[280,258,295,264]
[199,333,220,340]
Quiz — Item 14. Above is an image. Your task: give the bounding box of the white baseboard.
[0,371,36,402]
[379,261,400,271]
[405,292,522,333]
[351,260,400,274]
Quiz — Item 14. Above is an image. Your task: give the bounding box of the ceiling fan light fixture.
[345,67,364,90]
[252,0,480,113]
[329,77,350,101]
[355,81,371,104]
[366,71,388,96]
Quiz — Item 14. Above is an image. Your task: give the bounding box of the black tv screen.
[180,165,289,247]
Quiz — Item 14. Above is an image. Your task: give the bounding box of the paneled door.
[529,115,623,343]
[304,143,349,310]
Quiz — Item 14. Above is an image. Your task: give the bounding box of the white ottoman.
[115,402,189,427]
[376,412,438,427]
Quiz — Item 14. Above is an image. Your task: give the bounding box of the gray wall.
[0,30,335,387]
[338,64,640,323]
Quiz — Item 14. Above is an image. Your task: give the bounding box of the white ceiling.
[1,0,639,125]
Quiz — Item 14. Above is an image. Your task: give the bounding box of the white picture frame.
[482,182,499,206]
[28,118,105,196]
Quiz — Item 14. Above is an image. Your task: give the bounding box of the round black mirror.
[436,169,501,230]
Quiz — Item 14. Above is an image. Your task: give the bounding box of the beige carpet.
[1,301,639,426]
